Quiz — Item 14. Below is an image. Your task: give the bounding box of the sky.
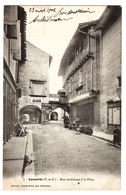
[23,6,106,94]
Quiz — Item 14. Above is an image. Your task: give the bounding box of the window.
[68,81,72,93]
[108,106,120,125]
[108,108,113,124]
[113,107,120,125]
[78,69,83,86]
[89,35,96,53]
[30,80,47,96]
[85,73,88,92]
[79,41,83,52]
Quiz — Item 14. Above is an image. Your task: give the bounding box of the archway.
[49,107,69,121]
[50,112,58,121]
[19,105,41,124]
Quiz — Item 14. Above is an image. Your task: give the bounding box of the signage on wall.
[42,103,52,108]
[30,97,49,104]
[41,103,52,111]
[32,99,41,103]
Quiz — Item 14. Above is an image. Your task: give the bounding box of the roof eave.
[95,6,121,31]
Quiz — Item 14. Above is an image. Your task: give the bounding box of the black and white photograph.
[2,2,123,191]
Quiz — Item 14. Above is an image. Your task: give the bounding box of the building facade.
[3,6,26,143]
[58,6,121,134]
[97,6,121,134]
[18,41,52,123]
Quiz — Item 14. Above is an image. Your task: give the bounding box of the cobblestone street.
[29,121,121,177]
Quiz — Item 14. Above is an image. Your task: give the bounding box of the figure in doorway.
[113,127,121,146]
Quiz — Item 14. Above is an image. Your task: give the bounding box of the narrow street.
[28,121,121,177]
[3,5,122,191]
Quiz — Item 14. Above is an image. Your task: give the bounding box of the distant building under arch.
[20,105,41,124]
[50,112,58,120]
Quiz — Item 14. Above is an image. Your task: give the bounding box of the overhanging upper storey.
[58,20,98,78]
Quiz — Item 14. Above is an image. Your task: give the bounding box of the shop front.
[70,94,99,129]
[107,100,121,134]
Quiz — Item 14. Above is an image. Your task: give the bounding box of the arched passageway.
[19,105,41,124]
[50,112,58,120]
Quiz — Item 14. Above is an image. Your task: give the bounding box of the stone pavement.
[51,120,114,143]
[24,130,35,177]
[92,130,113,143]
[3,122,115,180]
[31,123,120,190]
[3,134,28,178]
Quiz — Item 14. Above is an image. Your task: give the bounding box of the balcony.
[69,90,98,104]
[58,90,68,104]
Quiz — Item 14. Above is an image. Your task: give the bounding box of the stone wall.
[64,56,98,101]
[19,41,50,96]
[99,16,121,132]
[18,41,50,120]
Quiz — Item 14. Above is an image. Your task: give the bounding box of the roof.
[58,6,121,76]
[26,41,53,66]
[95,6,121,31]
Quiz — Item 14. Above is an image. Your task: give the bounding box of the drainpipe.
[78,29,89,50]
[91,60,93,90]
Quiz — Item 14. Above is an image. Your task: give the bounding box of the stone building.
[96,6,121,134]
[49,94,65,120]
[18,41,52,123]
[3,6,26,143]
[58,6,121,134]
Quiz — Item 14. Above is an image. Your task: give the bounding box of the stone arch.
[49,106,69,121]
[19,105,41,124]
[49,103,70,114]
[50,112,58,121]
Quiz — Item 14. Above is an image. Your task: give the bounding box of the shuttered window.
[108,103,121,125]
[30,80,47,96]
